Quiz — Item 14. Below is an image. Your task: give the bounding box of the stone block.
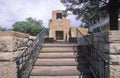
[0,36,30,52]
[109,65,120,77]
[96,44,120,55]
[109,43,120,54]
[101,43,120,54]
[0,62,17,78]
[0,52,14,61]
[105,55,120,65]
[29,36,36,40]
[0,37,16,52]
[0,31,36,78]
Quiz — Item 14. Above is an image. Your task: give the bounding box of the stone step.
[39,51,86,57]
[29,43,92,77]
[30,75,93,78]
[41,47,76,52]
[30,74,93,78]
[42,43,79,47]
[30,76,80,78]
[35,59,77,66]
[30,66,80,76]
[34,59,88,66]
[38,53,77,58]
[40,51,77,53]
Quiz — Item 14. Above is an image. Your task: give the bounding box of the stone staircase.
[30,43,93,78]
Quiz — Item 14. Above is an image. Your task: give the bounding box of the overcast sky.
[0,0,80,28]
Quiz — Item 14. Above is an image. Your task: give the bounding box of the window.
[56,13,62,19]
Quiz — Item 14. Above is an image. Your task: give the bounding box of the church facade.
[48,10,88,42]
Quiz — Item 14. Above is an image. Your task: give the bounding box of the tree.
[12,17,43,36]
[61,0,120,30]
[79,23,89,28]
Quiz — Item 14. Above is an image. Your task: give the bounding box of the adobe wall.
[49,10,70,41]
[49,19,70,41]
[0,31,36,78]
[70,27,77,37]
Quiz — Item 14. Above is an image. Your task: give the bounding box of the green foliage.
[12,17,43,36]
[61,0,115,23]
[61,0,120,30]
[79,23,89,28]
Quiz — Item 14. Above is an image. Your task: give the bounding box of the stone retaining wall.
[77,30,120,78]
[0,31,36,78]
[92,30,120,78]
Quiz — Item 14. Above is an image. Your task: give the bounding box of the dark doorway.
[56,31,64,40]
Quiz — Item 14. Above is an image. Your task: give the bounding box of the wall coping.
[0,31,30,38]
[92,30,120,42]
[93,30,120,35]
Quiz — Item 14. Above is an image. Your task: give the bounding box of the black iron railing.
[76,29,108,78]
[16,28,47,78]
[87,45,108,78]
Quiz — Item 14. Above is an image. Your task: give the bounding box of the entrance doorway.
[56,31,64,40]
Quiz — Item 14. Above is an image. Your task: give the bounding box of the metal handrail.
[16,28,47,78]
[76,28,107,60]
[76,28,91,45]
[76,28,108,78]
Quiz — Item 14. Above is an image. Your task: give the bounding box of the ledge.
[93,30,120,42]
[0,31,29,38]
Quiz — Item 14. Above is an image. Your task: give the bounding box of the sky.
[0,0,80,28]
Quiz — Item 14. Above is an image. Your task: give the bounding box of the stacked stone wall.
[0,31,36,78]
[77,30,120,78]
[94,31,120,78]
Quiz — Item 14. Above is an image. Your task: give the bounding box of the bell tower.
[49,10,70,41]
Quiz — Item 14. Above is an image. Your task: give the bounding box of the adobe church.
[49,10,88,42]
